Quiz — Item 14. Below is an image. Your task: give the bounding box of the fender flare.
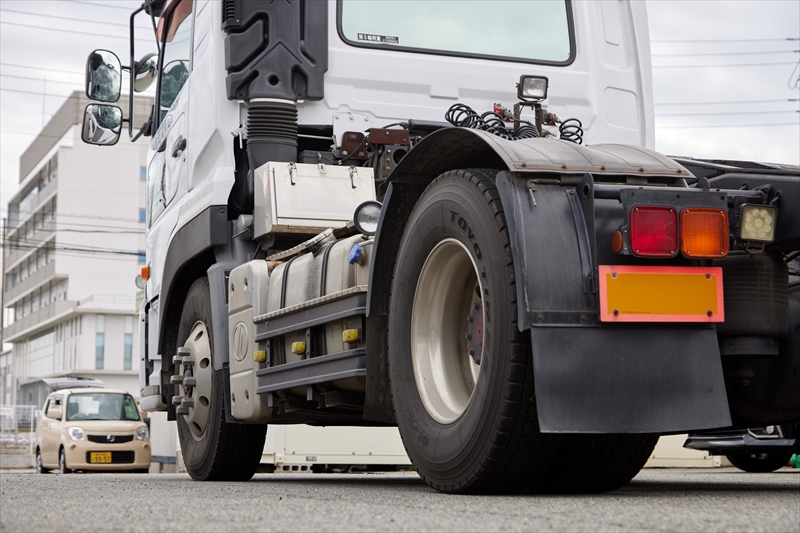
[157,206,228,370]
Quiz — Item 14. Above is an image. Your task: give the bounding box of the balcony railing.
[3,300,77,342]
[3,222,56,269]
[6,177,57,234]
[3,261,65,305]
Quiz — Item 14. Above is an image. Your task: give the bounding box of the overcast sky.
[1,0,799,211]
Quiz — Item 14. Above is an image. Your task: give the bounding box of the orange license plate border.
[89,451,112,464]
[599,265,724,323]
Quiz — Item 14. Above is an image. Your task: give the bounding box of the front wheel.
[35,449,46,474]
[388,169,561,494]
[726,451,793,472]
[58,448,70,474]
[174,277,267,481]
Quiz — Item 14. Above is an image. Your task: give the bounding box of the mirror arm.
[129,5,145,139]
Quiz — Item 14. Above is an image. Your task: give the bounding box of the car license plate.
[90,452,112,464]
[599,265,724,322]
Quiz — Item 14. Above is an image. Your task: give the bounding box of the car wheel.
[174,277,267,481]
[59,448,71,474]
[726,450,794,473]
[35,449,46,474]
[388,169,562,494]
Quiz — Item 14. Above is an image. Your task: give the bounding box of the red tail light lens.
[630,206,678,257]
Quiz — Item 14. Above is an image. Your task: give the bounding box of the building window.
[140,166,147,181]
[138,252,146,264]
[124,316,133,371]
[95,314,105,370]
[139,209,146,223]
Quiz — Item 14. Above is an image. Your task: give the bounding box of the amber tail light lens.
[681,208,728,258]
[629,206,678,257]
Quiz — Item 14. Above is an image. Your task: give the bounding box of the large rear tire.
[534,434,659,493]
[175,277,267,481]
[388,169,561,494]
[726,450,793,473]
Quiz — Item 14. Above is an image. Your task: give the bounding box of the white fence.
[0,405,37,455]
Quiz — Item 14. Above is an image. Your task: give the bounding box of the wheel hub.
[174,321,213,439]
[411,238,484,424]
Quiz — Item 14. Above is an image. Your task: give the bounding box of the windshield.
[66,393,141,421]
[340,0,573,64]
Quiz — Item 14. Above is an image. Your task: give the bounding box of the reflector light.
[739,204,777,242]
[629,206,678,257]
[681,208,729,258]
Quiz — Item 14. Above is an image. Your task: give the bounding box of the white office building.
[2,91,153,407]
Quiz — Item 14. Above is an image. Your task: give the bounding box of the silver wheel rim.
[178,321,214,440]
[411,238,483,424]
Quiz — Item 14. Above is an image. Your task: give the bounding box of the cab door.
[155,0,193,212]
[145,0,193,300]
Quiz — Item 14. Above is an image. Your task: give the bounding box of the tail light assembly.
[681,208,728,258]
[623,204,730,259]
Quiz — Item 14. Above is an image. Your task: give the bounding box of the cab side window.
[158,0,194,120]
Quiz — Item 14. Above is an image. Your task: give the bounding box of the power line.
[0,87,84,98]
[652,50,800,57]
[0,63,84,76]
[2,208,142,223]
[0,7,154,30]
[2,240,142,256]
[655,98,798,106]
[652,38,799,43]
[653,61,798,68]
[657,122,799,129]
[1,74,83,85]
[66,0,141,11]
[0,20,153,41]
[656,110,799,117]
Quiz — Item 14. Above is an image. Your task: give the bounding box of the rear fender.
[365,127,730,432]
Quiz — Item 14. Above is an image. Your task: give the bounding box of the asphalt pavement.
[1,468,798,532]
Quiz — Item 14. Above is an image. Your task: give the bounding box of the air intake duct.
[246,100,298,170]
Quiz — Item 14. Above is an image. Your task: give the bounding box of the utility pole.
[1,215,5,346]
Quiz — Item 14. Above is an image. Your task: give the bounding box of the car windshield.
[66,393,140,421]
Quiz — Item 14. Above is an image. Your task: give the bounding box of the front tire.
[388,169,561,494]
[175,277,267,481]
[727,451,793,472]
[35,448,46,474]
[58,448,70,474]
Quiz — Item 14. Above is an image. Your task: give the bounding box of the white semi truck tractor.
[80,0,800,493]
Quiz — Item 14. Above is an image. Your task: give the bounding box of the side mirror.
[134,53,158,93]
[86,49,122,102]
[82,104,123,146]
[46,407,61,420]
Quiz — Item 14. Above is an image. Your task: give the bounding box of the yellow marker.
[342,329,360,343]
[291,342,306,355]
[253,350,266,363]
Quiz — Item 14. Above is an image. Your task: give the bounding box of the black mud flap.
[531,326,732,433]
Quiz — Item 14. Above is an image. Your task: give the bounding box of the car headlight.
[68,427,85,441]
[136,426,149,441]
